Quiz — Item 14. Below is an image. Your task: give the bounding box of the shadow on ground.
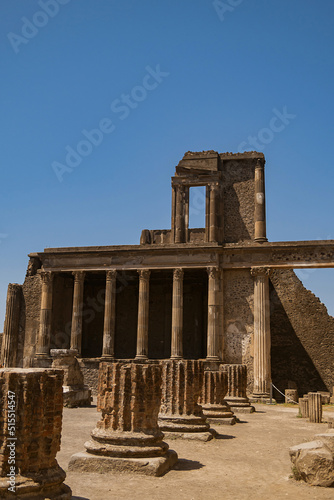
[173,458,205,471]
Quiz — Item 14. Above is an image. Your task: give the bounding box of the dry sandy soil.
[57,402,334,500]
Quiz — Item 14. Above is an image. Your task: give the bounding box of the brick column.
[136,269,151,360]
[102,270,117,359]
[69,362,177,476]
[0,368,71,498]
[171,268,184,359]
[209,184,219,242]
[0,284,22,367]
[254,158,267,242]
[36,271,54,358]
[70,271,85,355]
[251,267,271,400]
[207,267,220,361]
[175,185,185,243]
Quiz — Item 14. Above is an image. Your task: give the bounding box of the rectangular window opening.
[189,186,206,229]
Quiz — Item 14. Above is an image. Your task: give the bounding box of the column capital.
[173,268,184,281]
[106,269,117,281]
[137,269,151,281]
[72,270,86,282]
[39,271,54,285]
[250,267,272,278]
[255,158,265,168]
[207,266,220,280]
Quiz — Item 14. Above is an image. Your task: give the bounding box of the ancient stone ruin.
[1,150,334,412]
[0,368,71,499]
[69,361,177,476]
[290,430,334,487]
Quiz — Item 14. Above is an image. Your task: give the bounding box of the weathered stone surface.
[0,368,71,499]
[314,431,334,454]
[159,359,213,440]
[285,389,298,403]
[222,364,255,413]
[69,361,177,476]
[298,397,309,418]
[290,440,334,487]
[51,349,91,407]
[308,392,323,423]
[200,369,237,425]
[0,284,22,368]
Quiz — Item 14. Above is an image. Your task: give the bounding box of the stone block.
[289,440,334,487]
[221,364,255,413]
[285,389,298,403]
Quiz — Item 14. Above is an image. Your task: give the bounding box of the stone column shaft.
[254,159,267,242]
[251,267,271,397]
[171,185,176,242]
[102,270,117,358]
[136,269,151,359]
[175,185,185,243]
[209,184,219,242]
[70,271,85,355]
[0,284,22,367]
[205,185,210,242]
[36,272,54,357]
[207,267,220,361]
[171,269,184,359]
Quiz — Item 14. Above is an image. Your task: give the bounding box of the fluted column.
[254,158,267,242]
[207,267,220,361]
[70,271,85,355]
[102,270,117,359]
[36,271,54,357]
[171,268,184,359]
[251,267,271,399]
[136,269,151,359]
[0,284,22,367]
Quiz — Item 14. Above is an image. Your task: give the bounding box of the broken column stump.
[308,392,323,423]
[69,361,177,476]
[200,369,236,425]
[299,397,309,418]
[0,368,71,499]
[158,359,214,440]
[51,349,91,407]
[285,389,298,403]
[222,364,255,413]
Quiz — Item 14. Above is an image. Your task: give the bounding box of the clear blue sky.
[1,0,334,326]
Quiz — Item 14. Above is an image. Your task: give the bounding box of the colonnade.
[35,265,272,398]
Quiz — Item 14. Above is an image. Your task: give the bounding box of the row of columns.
[35,266,272,398]
[35,267,222,362]
[171,183,222,244]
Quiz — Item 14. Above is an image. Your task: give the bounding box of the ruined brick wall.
[78,359,99,395]
[223,269,254,393]
[270,269,334,396]
[221,158,255,243]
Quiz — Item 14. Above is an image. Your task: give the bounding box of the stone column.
[69,362,177,476]
[205,185,210,242]
[171,185,176,242]
[175,185,185,243]
[35,271,54,358]
[200,370,236,424]
[70,271,85,355]
[171,268,184,359]
[222,364,255,413]
[308,392,322,423]
[159,359,213,441]
[0,284,22,367]
[209,184,219,242]
[299,397,309,418]
[102,270,117,359]
[254,158,267,242]
[136,269,151,360]
[251,267,271,400]
[0,368,71,499]
[207,267,220,361]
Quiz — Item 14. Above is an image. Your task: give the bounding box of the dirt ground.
[57,401,334,500]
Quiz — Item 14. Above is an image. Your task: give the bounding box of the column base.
[170,355,183,360]
[254,237,268,243]
[206,356,220,362]
[34,355,52,368]
[250,392,275,404]
[100,355,115,361]
[224,397,255,413]
[135,355,148,360]
[158,414,213,440]
[68,449,178,477]
[202,402,237,425]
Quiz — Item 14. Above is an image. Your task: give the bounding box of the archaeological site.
[1,150,334,496]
